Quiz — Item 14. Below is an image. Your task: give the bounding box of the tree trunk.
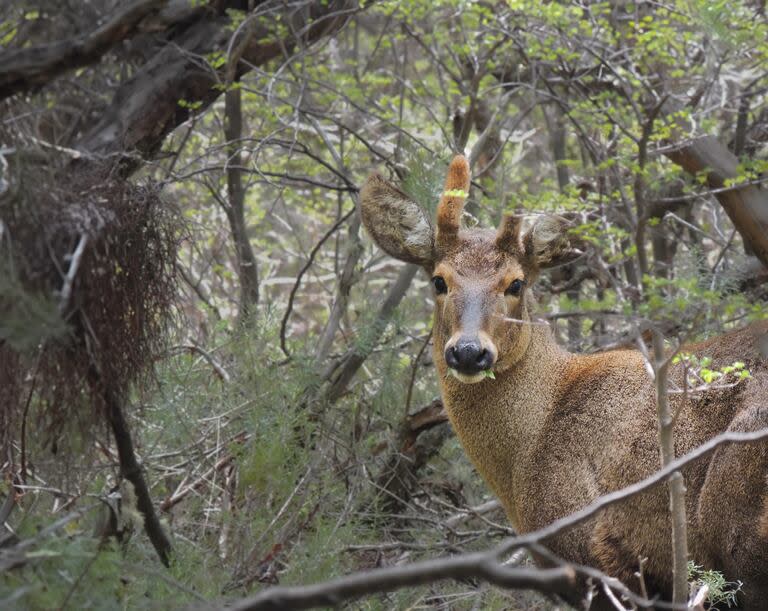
[665,137,768,269]
[224,85,260,323]
[89,366,173,567]
[67,0,355,172]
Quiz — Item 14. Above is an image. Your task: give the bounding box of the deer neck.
[436,321,571,527]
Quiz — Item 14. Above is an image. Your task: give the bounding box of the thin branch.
[497,427,768,556]
[279,207,356,358]
[172,343,231,383]
[58,234,88,314]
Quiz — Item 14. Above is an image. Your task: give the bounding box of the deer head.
[360,155,578,383]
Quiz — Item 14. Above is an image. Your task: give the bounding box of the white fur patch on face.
[448,368,488,384]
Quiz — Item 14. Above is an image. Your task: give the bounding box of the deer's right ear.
[359,172,434,267]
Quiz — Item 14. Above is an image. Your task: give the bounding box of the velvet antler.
[435,155,470,250]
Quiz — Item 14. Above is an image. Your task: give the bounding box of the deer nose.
[445,338,493,374]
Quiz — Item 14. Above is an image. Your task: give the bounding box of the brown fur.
[359,156,768,609]
[761,495,768,540]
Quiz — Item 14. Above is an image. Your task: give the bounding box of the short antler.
[436,155,471,250]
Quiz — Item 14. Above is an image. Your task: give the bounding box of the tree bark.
[224,86,260,323]
[665,135,768,269]
[89,366,173,567]
[0,0,167,100]
[66,0,355,170]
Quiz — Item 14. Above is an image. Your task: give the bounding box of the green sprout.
[688,561,742,608]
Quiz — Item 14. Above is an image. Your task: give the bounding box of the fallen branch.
[665,134,768,269]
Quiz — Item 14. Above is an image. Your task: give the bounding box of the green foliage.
[688,561,743,608]
[0,524,210,610]
[400,149,451,214]
[672,352,752,386]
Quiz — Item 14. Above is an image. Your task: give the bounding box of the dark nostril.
[445,345,460,369]
[476,349,493,370]
[475,348,488,365]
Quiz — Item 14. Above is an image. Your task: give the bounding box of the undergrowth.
[1,308,536,610]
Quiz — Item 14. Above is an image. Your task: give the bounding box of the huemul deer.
[360,155,768,608]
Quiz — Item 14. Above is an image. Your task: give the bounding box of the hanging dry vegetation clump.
[0,154,180,455]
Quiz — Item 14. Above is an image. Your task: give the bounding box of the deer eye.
[505,279,524,296]
[432,276,447,295]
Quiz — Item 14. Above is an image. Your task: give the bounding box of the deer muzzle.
[444,331,498,383]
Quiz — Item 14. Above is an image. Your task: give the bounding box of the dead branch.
[89,367,173,567]
[201,560,576,611]
[373,399,450,515]
[173,343,231,383]
[0,0,167,100]
[664,134,768,269]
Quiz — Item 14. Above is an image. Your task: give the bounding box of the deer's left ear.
[359,172,434,267]
[523,215,582,269]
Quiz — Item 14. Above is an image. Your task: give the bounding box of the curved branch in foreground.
[215,561,574,611]
[499,426,768,555]
[192,427,768,611]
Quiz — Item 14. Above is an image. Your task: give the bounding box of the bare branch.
[199,559,575,611]
[0,0,168,100]
[498,427,768,556]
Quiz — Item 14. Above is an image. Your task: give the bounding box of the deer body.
[360,156,768,608]
[440,312,768,600]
